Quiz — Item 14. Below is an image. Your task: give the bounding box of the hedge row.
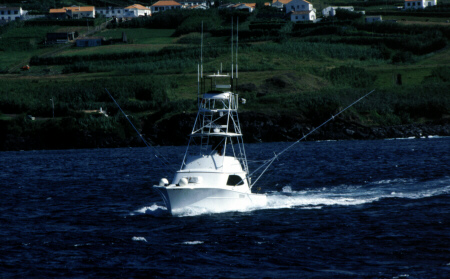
[365,11,450,18]
[24,18,99,27]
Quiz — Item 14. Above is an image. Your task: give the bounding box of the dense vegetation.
[0,1,449,149]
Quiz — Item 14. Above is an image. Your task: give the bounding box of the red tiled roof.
[125,4,149,10]
[272,0,292,4]
[49,8,67,13]
[63,6,95,12]
[152,1,182,6]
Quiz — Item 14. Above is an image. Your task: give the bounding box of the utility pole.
[50,98,54,118]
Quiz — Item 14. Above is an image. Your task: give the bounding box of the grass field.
[98,28,176,44]
[0,6,449,130]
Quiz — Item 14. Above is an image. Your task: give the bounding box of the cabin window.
[227,175,244,186]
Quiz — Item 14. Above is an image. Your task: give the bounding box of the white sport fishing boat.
[153,69,267,214]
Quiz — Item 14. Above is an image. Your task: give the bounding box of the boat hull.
[153,186,267,214]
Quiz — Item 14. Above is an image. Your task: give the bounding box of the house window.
[407,3,410,6]
[118,10,121,13]
[14,10,18,15]
[8,10,11,14]
[1,11,3,15]
[412,2,415,5]
[302,5,305,8]
[302,15,305,19]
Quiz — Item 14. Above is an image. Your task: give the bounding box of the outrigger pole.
[105,88,175,172]
[249,89,376,189]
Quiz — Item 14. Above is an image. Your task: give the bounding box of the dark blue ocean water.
[1,138,449,278]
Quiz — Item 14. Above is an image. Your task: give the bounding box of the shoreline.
[1,114,449,151]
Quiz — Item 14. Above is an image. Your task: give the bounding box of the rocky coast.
[2,112,448,151]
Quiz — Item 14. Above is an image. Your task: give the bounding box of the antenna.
[201,21,203,78]
[231,16,233,79]
[197,64,200,108]
[236,17,238,79]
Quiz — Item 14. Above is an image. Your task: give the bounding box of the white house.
[291,10,316,21]
[49,6,95,19]
[322,6,354,17]
[285,0,316,22]
[64,6,95,19]
[178,1,214,7]
[404,0,437,9]
[96,7,125,18]
[124,4,151,17]
[365,15,382,23]
[272,0,292,10]
[285,0,313,13]
[151,1,182,14]
[187,4,209,9]
[0,6,25,21]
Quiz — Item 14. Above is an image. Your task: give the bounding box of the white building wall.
[365,16,382,23]
[151,5,181,13]
[322,6,354,17]
[0,7,23,21]
[404,0,437,10]
[286,0,313,14]
[291,10,316,22]
[97,7,125,18]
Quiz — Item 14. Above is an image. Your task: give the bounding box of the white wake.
[136,177,450,217]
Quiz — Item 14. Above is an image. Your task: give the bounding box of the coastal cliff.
[1,113,448,151]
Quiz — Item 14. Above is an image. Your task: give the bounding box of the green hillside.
[0,2,449,149]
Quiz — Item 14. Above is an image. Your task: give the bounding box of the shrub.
[325,66,376,88]
[335,9,363,21]
[391,51,414,64]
